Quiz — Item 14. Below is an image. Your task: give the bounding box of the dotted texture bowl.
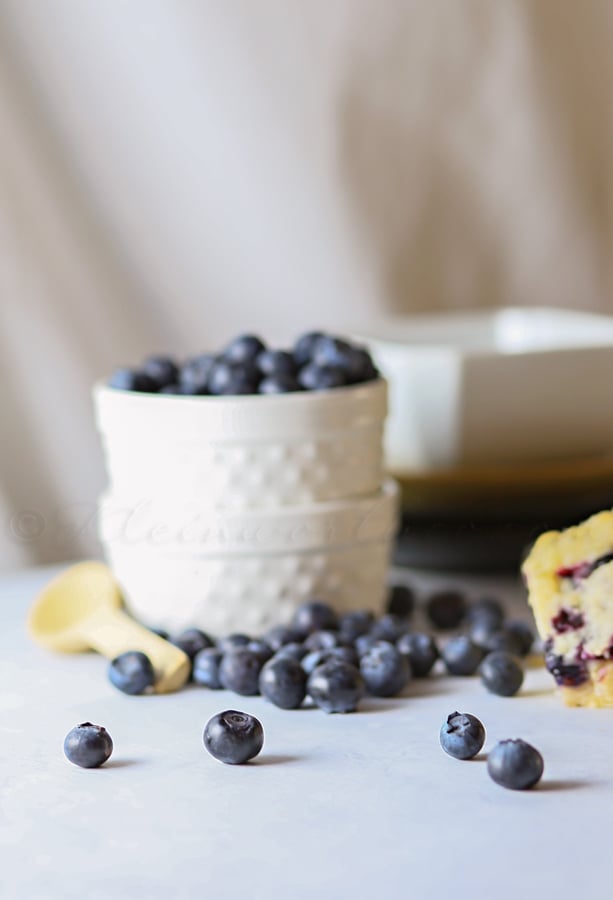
[104,538,395,635]
[93,380,387,508]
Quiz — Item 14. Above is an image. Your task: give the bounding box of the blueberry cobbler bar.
[522,510,613,707]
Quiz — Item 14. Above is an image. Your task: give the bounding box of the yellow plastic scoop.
[27,561,191,693]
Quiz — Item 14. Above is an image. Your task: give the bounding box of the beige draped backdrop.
[1,0,612,568]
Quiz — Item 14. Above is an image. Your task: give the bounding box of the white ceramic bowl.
[355,307,613,471]
[99,480,399,634]
[94,379,387,507]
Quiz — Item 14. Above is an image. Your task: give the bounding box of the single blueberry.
[222,334,266,365]
[505,620,535,657]
[271,643,307,664]
[179,354,215,394]
[108,651,155,695]
[297,363,348,391]
[192,647,224,689]
[245,639,274,663]
[219,648,264,696]
[307,659,364,713]
[262,625,303,652]
[426,590,467,629]
[465,597,505,630]
[338,610,375,643]
[259,374,302,394]
[386,584,415,619]
[218,633,251,653]
[293,331,326,367]
[487,739,544,790]
[208,360,259,395]
[442,636,485,676]
[368,614,409,644]
[480,651,524,697]
[292,600,338,636]
[259,657,307,709]
[142,355,179,389]
[303,630,342,652]
[359,641,411,697]
[203,710,264,765]
[256,349,297,377]
[171,628,215,659]
[479,627,525,657]
[108,368,158,392]
[396,632,439,677]
[440,711,485,760]
[63,722,114,768]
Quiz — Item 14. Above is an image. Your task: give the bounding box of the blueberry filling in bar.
[522,510,613,707]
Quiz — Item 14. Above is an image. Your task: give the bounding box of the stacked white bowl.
[93,378,398,634]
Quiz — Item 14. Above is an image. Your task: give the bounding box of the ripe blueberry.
[307,659,364,713]
[487,739,544,790]
[192,647,224,689]
[108,651,155,695]
[292,600,338,636]
[64,722,113,768]
[396,632,439,677]
[426,590,467,629]
[479,651,524,697]
[203,710,264,765]
[219,648,264,696]
[442,636,485,676]
[359,641,411,697]
[259,657,307,709]
[440,711,485,760]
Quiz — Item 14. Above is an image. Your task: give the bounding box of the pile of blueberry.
[108,332,379,396]
[440,711,544,790]
[105,584,535,710]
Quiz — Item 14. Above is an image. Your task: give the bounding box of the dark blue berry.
[179,354,215,394]
[354,633,379,658]
[440,711,485,760]
[219,648,264,696]
[479,651,524,696]
[338,610,375,643]
[142,355,179,389]
[256,349,297,377]
[396,632,439,677]
[292,600,338,636]
[386,584,415,619]
[312,337,374,384]
[222,334,266,365]
[368,614,408,643]
[544,645,588,687]
[466,597,505,630]
[307,660,364,713]
[208,360,259,395]
[293,331,325,367]
[259,374,301,394]
[271,642,307,663]
[426,590,467,629]
[442,636,485,676]
[359,641,411,697]
[218,633,251,653]
[171,628,215,659]
[262,625,303,652]
[479,627,525,657]
[203,710,264,764]
[192,647,224,689]
[64,722,113,768]
[259,657,307,709]
[297,363,348,391]
[487,739,544,790]
[245,639,274,663]
[505,620,534,657]
[108,368,158,392]
[108,651,155,695]
[302,646,359,675]
[303,629,342,652]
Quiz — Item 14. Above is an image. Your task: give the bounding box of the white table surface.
[1,564,611,900]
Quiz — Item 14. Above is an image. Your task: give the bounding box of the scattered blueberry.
[439,711,486,760]
[359,641,411,697]
[171,628,215,659]
[303,630,342,652]
[368,614,408,644]
[262,625,303,652]
[292,600,338,636]
[108,368,157,392]
[293,331,325,366]
[271,642,307,663]
[487,739,544,790]
[219,648,264,696]
[479,651,524,697]
[301,646,359,676]
[245,639,274,663]
[338,610,375,643]
[478,627,525,657]
[259,374,302,394]
[386,584,415,619]
[179,354,215,394]
[208,360,259,395]
[465,597,505,630]
[307,660,364,713]
[203,710,264,765]
[256,349,297,377]
[108,651,155,695]
[354,633,379,658]
[64,722,114,768]
[218,633,251,654]
[442,636,485,676]
[259,657,307,709]
[396,633,439,677]
[298,363,348,391]
[426,590,467,629]
[192,647,224,689]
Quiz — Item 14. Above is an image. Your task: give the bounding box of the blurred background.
[1,0,612,569]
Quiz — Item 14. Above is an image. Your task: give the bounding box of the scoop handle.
[80,606,191,693]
